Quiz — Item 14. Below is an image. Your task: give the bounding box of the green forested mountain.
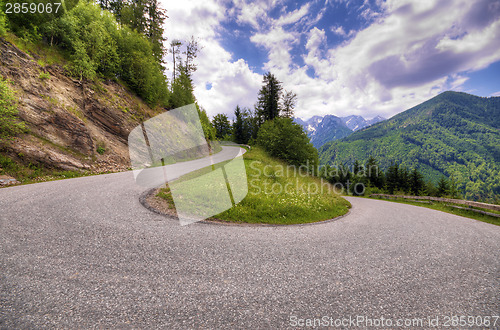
[319,91,500,202]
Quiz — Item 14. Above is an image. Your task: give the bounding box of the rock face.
[0,38,161,173]
[0,175,20,186]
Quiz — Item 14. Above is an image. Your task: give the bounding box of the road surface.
[1,157,499,328]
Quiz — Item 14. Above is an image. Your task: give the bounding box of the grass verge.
[157,146,351,225]
[0,140,226,187]
[370,196,500,226]
[5,33,68,67]
[0,153,90,185]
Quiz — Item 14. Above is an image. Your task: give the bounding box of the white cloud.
[277,3,311,26]
[252,0,500,119]
[162,0,500,121]
[331,26,356,38]
[234,1,269,29]
[251,26,297,75]
[306,27,326,51]
[161,0,262,118]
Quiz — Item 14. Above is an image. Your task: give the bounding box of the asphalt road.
[1,160,499,328]
[133,146,245,188]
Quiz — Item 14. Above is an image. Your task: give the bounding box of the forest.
[0,0,217,140]
[212,72,318,168]
[319,157,460,198]
[319,92,500,203]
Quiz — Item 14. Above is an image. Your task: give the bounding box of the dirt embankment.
[0,38,162,173]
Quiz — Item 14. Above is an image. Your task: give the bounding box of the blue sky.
[162,0,500,120]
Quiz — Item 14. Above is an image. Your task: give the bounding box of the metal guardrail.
[370,194,500,212]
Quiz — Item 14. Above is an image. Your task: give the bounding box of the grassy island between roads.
[157,146,351,225]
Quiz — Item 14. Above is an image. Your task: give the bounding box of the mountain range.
[294,114,385,148]
[318,91,500,202]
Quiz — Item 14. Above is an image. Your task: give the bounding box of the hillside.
[0,0,220,185]
[319,91,500,201]
[0,37,162,178]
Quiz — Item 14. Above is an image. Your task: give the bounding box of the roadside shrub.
[256,117,318,169]
[44,1,169,106]
[197,105,216,141]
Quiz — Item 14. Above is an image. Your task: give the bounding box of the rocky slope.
[0,38,161,174]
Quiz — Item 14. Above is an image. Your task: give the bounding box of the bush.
[0,0,7,37]
[117,27,169,105]
[38,72,50,80]
[256,117,318,169]
[197,105,216,141]
[96,141,106,155]
[0,75,27,141]
[34,1,169,106]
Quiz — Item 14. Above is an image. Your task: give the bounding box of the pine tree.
[410,168,425,195]
[366,156,384,188]
[437,176,450,197]
[386,162,399,194]
[170,39,182,82]
[449,174,459,199]
[146,0,167,64]
[212,114,231,139]
[255,72,282,123]
[425,180,436,196]
[233,106,246,144]
[353,160,363,176]
[184,36,200,76]
[281,90,297,118]
[170,66,194,108]
[399,166,410,193]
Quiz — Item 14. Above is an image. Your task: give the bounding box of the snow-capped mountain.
[293,114,385,148]
[343,115,366,131]
[367,115,385,126]
[309,115,353,148]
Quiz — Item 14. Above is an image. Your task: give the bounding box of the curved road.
[1,159,499,328]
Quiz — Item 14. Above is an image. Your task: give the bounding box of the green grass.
[96,141,106,155]
[0,75,27,141]
[0,154,90,185]
[5,33,68,67]
[370,196,500,226]
[38,72,50,81]
[157,146,351,225]
[65,105,87,122]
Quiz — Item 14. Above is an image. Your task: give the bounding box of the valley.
[317,92,500,202]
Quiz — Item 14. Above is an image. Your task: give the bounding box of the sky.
[161,0,500,121]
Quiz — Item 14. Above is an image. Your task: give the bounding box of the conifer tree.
[255,72,282,123]
[437,176,450,197]
[410,168,425,195]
